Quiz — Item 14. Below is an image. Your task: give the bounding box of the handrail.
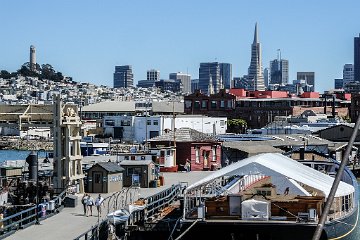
[0,188,68,237]
[146,184,181,218]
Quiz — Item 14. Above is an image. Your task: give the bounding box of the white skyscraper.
[246,23,265,91]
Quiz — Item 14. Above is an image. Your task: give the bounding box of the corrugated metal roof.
[82,101,135,112]
[152,101,184,113]
[119,160,154,166]
[96,162,124,173]
[149,127,218,142]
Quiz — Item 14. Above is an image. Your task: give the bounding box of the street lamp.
[26,149,48,224]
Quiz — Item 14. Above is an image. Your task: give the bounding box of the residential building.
[113,65,134,88]
[149,128,222,171]
[147,69,160,80]
[245,23,265,91]
[297,72,315,92]
[355,34,360,82]
[169,72,191,93]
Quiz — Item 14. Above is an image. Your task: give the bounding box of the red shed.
[149,127,222,171]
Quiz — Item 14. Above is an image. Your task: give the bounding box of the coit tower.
[30,45,36,71]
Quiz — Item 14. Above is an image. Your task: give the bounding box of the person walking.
[81,194,89,216]
[95,194,104,217]
[87,195,94,216]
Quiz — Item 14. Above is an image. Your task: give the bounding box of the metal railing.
[146,184,182,219]
[0,189,67,238]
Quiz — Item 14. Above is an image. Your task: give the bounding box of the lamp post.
[35,149,47,225]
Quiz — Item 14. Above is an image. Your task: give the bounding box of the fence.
[0,189,67,238]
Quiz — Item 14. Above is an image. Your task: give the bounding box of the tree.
[227,118,248,134]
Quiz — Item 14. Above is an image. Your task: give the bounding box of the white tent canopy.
[185,153,354,198]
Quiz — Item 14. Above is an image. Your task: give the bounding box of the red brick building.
[148,127,222,171]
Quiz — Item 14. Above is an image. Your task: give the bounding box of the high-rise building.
[191,79,199,93]
[343,64,354,87]
[334,78,344,89]
[269,56,289,85]
[169,72,191,93]
[263,68,270,87]
[30,45,36,72]
[297,72,315,92]
[147,69,160,80]
[354,34,360,82]
[246,23,265,91]
[219,63,232,89]
[198,62,221,95]
[113,65,134,88]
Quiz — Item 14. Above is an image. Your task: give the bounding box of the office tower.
[355,34,360,82]
[147,69,160,80]
[198,62,221,95]
[169,72,191,93]
[246,23,265,91]
[263,68,270,87]
[343,64,354,87]
[219,63,232,89]
[269,51,289,85]
[30,45,36,72]
[113,65,134,88]
[334,78,344,89]
[297,72,315,92]
[191,79,199,93]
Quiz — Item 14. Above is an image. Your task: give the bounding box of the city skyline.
[1,0,360,93]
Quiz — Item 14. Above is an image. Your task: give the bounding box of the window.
[194,101,200,109]
[211,101,217,109]
[121,120,131,126]
[202,100,208,109]
[212,147,216,161]
[227,100,233,109]
[153,120,159,125]
[195,147,200,163]
[185,100,192,109]
[105,120,115,126]
[147,120,151,125]
[220,100,225,108]
[127,167,142,177]
[220,120,225,126]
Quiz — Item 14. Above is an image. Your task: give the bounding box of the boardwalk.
[6,171,212,240]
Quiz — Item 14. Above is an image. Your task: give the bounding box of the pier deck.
[5,171,212,240]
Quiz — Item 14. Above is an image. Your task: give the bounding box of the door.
[93,171,103,193]
[203,150,210,169]
[114,127,124,139]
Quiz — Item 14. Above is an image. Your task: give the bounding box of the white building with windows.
[103,115,227,143]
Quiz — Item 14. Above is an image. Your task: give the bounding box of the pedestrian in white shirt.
[95,194,104,217]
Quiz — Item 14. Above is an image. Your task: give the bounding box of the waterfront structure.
[147,69,160,81]
[113,65,134,88]
[53,95,84,193]
[87,162,124,193]
[297,72,315,92]
[343,64,354,87]
[355,34,360,82]
[245,23,265,91]
[30,45,36,72]
[169,72,191,93]
[119,160,156,188]
[270,57,289,85]
[149,127,222,171]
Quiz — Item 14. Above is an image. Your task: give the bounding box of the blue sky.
[1,0,359,92]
